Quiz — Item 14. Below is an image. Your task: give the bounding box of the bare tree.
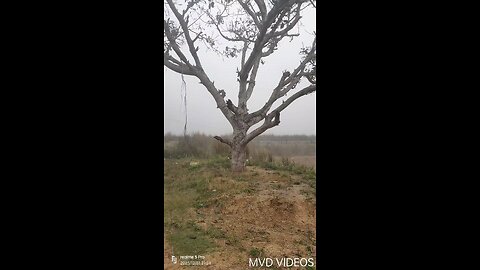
[164,0,316,172]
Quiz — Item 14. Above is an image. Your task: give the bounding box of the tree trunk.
[231,128,247,172]
[231,144,247,172]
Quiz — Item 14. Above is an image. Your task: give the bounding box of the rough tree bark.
[165,0,316,172]
[231,142,247,172]
[230,128,245,171]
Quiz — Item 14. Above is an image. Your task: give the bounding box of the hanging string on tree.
[180,65,188,139]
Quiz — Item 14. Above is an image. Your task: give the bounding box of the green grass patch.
[249,158,316,181]
[206,226,227,239]
[205,156,231,170]
[167,223,216,256]
[249,247,265,257]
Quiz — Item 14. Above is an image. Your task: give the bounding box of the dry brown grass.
[164,133,316,160]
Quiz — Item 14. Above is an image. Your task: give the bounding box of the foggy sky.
[164,7,316,136]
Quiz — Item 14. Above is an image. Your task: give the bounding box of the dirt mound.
[195,167,316,268]
[164,163,316,269]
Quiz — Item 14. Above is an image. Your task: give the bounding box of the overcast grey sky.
[164,6,316,136]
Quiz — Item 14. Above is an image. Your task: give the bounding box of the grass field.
[163,156,316,269]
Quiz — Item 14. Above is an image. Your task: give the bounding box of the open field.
[289,156,316,170]
[273,155,316,171]
[164,157,316,269]
[164,133,316,170]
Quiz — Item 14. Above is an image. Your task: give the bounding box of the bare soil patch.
[164,159,316,269]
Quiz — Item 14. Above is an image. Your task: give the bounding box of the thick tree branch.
[278,73,304,97]
[268,2,302,39]
[305,67,316,84]
[238,0,261,28]
[245,56,307,124]
[261,39,278,57]
[244,84,315,144]
[243,111,280,145]
[279,37,316,88]
[244,75,282,124]
[165,54,183,66]
[238,0,292,81]
[214,136,232,147]
[245,56,261,101]
[227,99,240,114]
[254,0,267,20]
[164,21,196,72]
[272,84,316,114]
[235,1,307,115]
[166,0,203,69]
[236,1,295,111]
[267,6,290,35]
[240,41,249,69]
[195,72,238,128]
[164,56,196,76]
